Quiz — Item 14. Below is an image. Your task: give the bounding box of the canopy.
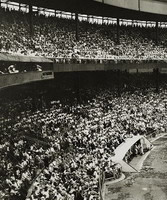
[111,135,152,172]
[0,53,53,63]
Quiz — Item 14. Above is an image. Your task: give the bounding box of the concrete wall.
[94,0,167,15]
[54,62,167,73]
[140,0,167,15]
[0,71,54,89]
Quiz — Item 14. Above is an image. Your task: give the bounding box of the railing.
[53,57,167,64]
[99,169,105,200]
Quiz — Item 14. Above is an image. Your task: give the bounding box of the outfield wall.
[53,62,167,73]
[0,71,54,89]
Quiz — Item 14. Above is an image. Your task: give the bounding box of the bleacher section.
[1,7,167,60]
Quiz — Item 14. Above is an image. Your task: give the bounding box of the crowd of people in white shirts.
[0,83,167,200]
[1,7,167,61]
[1,5,167,200]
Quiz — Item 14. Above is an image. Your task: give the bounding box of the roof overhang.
[0,53,53,63]
[9,0,167,21]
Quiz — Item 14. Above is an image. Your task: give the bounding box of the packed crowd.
[0,84,167,200]
[0,5,167,199]
[1,7,167,60]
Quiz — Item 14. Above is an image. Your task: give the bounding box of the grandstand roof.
[0,53,53,63]
[9,0,167,22]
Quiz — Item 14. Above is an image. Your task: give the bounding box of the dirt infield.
[104,134,167,200]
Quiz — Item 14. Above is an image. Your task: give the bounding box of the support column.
[37,7,40,15]
[29,3,33,37]
[146,21,148,28]
[117,18,120,44]
[117,69,121,97]
[102,0,104,24]
[154,68,159,93]
[138,0,140,11]
[71,13,73,19]
[155,21,158,45]
[75,12,79,41]
[19,3,21,12]
[92,16,94,23]
[107,18,109,25]
[74,72,81,104]
[87,15,90,23]
[60,11,62,18]
[102,16,104,25]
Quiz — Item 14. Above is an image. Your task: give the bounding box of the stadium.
[0,0,167,199]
